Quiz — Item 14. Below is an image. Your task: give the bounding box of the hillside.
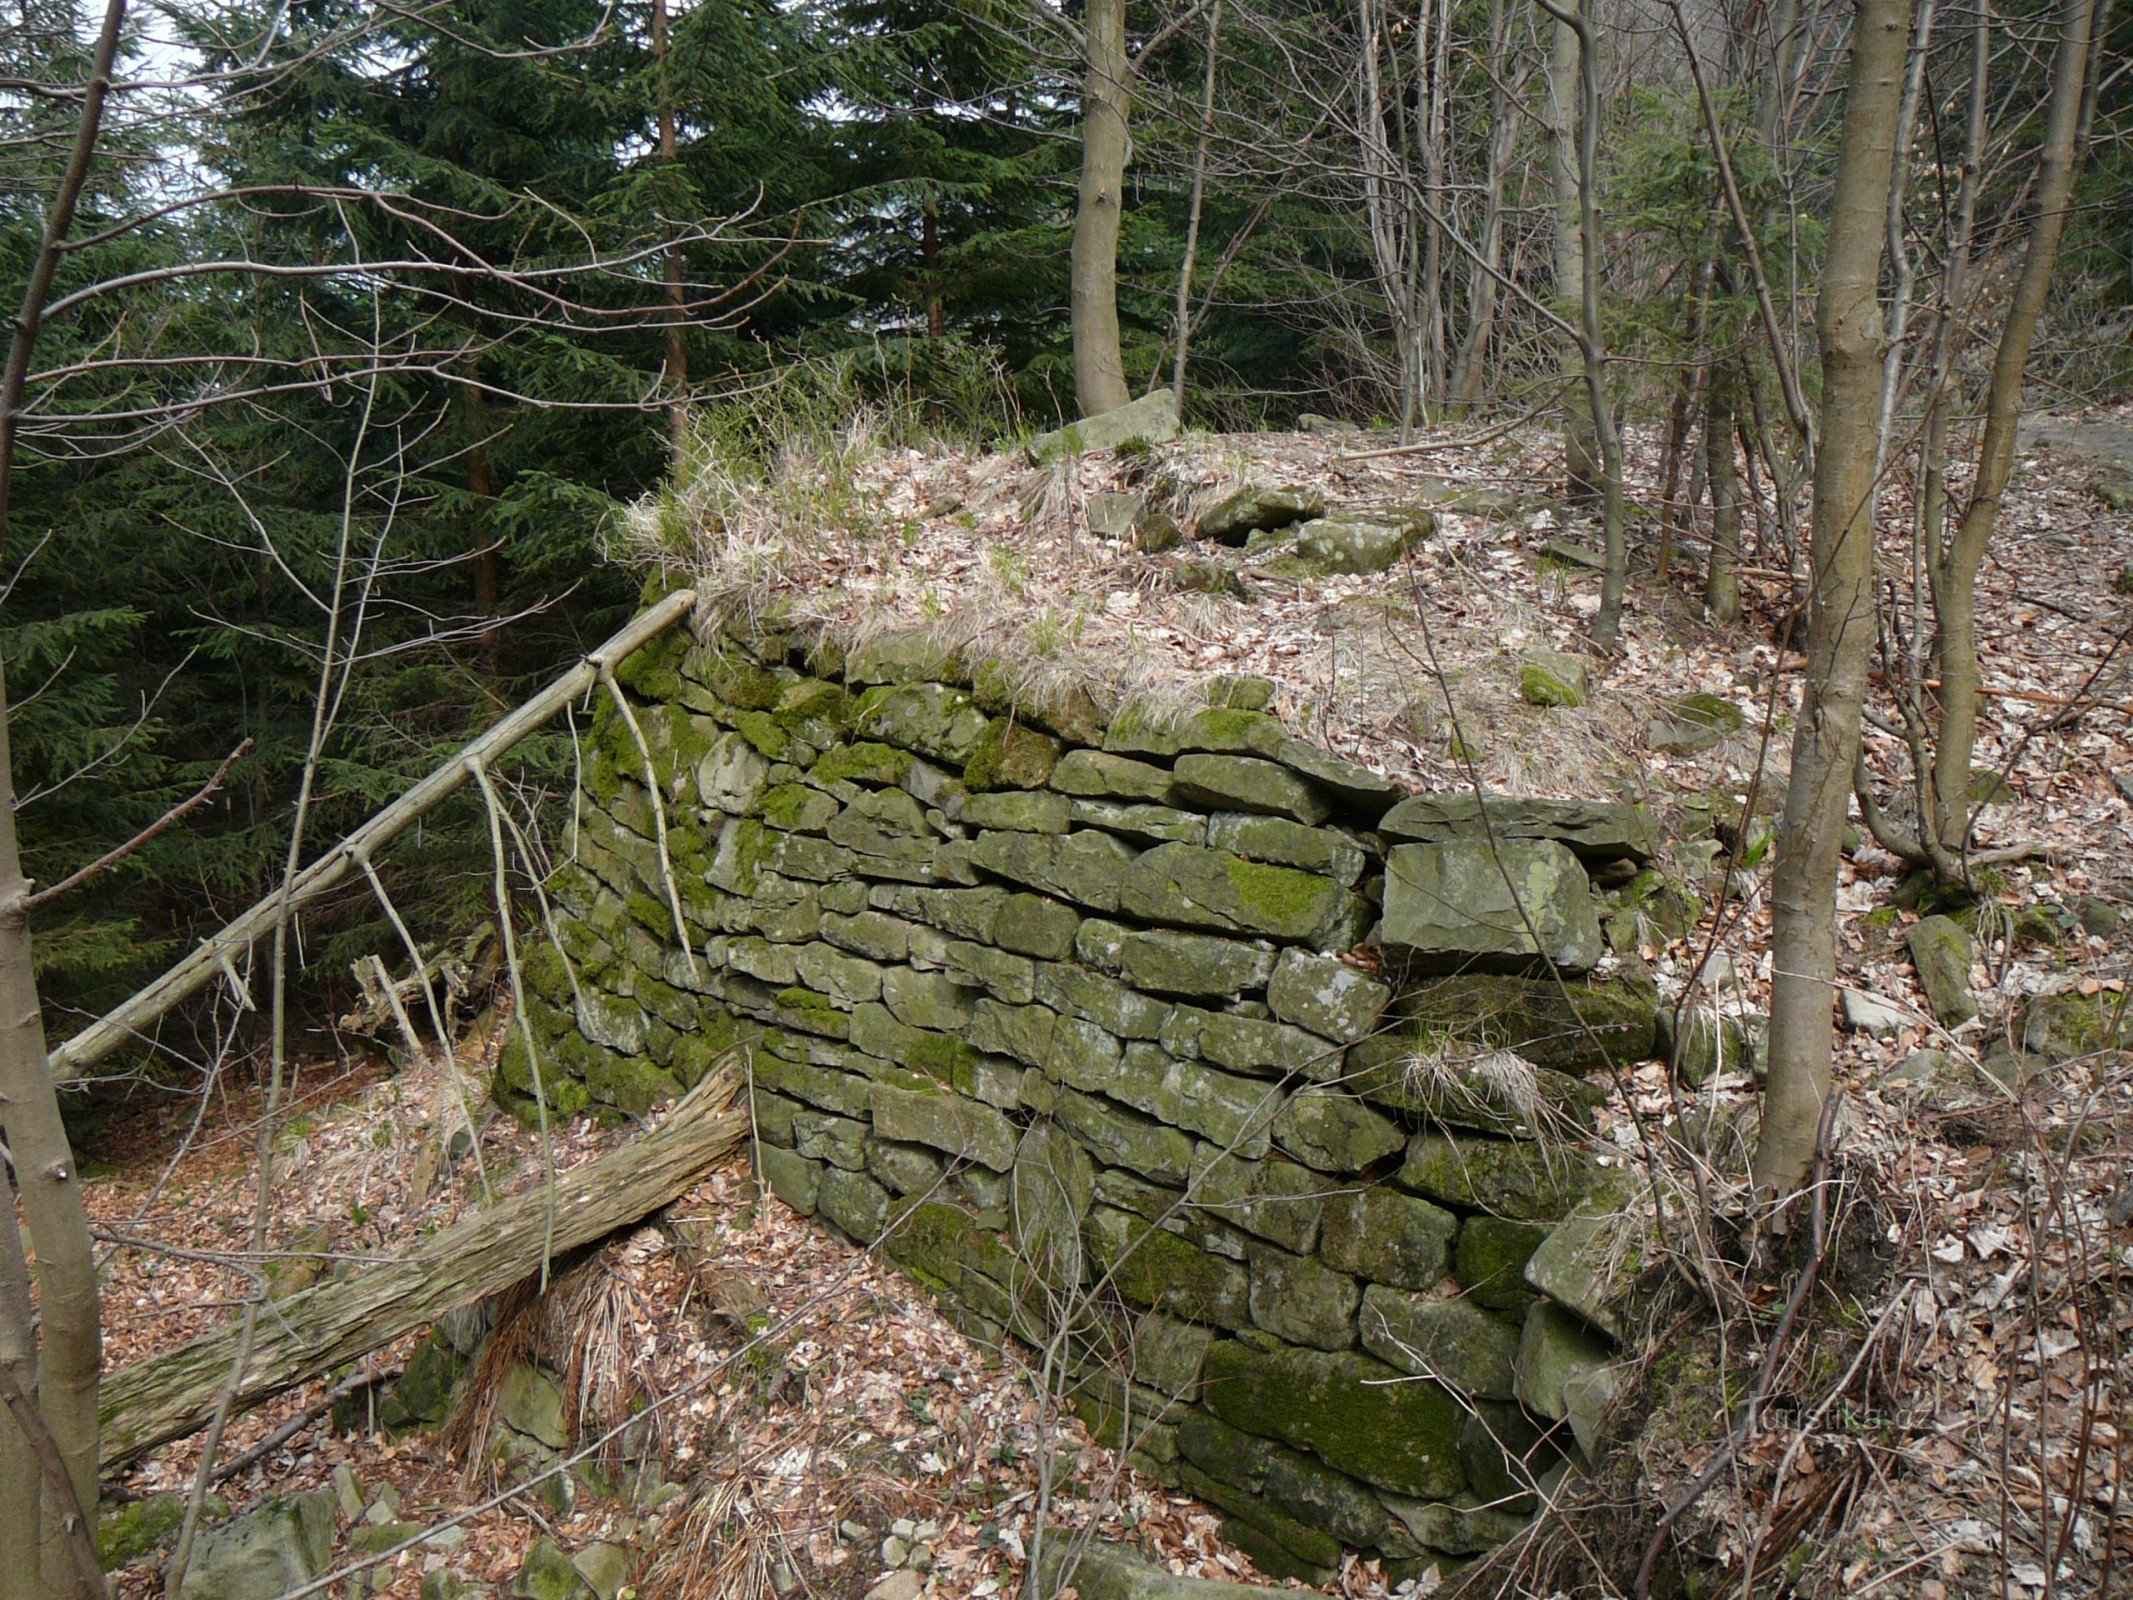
[83,413,2133,1600]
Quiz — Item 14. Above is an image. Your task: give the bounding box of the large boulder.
[1518,649,1590,708]
[1515,1302,1622,1458]
[1359,1287,1520,1400]
[1318,1185,1458,1289]
[1520,1172,1650,1340]
[1196,485,1325,545]
[1025,391,1181,462]
[513,1538,591,1600]
[1119,842,1368,948]
[2019,990,2122,1063]
[1399,1132,1599,1220]
[1380,838,1602,975]
[1265,949,1391,1042]
[1343,1041,1604,1137]
[1036,1537,1272,1600]
[100,1491,228,1571]
[177,1492,338,1600]
[1646,692,1745,755]
[1012,1123,1094,1290]
[1290,509,1434,575]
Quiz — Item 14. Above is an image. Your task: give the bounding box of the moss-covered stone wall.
[503,609,1673,1582]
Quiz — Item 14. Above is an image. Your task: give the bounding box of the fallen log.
[98,1065,746,1471]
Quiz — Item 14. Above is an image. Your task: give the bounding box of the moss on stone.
[98,1491,227,1570]
[908,1031,981,1083]
[685,646,780,711]
[1190,706,1286,752]
[879,1197,986,1292]
[622,892,675,944]
[1199,1341,1465,1499]
[612,628,685,702]
[963,718,1063,791]
[1455,1216,1550,1312]
[1086,1205,1251,1327]
[1227,855,1335,930]
[812,741,914,786]
[758,782,832,832]
[729,709,792,759]
[774,986,852,1039]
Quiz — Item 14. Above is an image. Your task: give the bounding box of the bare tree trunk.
[1,1164,46,1595]
[1171,0,1224,411]
[1353,0,1419,436]
[1549,0,1599,504]
[466,385,501,674]
[1071,0,1133,417]
[1914,0,1987,617]
[1541,0,1628,645]
[1415,0,1450,407]
[1753,0,1913,1206]
[923,199,945,339]
[1872,0,1938,470]
[0,3,130,1587]
[654,0,690,458]
[1923,0,2096,869]
[1447,10,1520,410]
[1704,355,1742,623]
[0,678,102,1600]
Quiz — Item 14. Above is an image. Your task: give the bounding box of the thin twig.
[21,740,250,914]
[208,1364,405,1486]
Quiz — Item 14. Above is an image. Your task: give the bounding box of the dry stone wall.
[503,607,1677,1582]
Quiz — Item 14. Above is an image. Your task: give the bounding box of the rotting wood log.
[50,586,700,1084]
[98,1065,745,1471]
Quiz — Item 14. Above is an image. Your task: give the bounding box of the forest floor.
[83,407,2133,1600]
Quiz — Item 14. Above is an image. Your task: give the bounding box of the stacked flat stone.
[500,614,1668,1583]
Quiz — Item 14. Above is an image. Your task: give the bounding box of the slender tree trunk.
[1,1164,46,1596]
[1922,0,2094,878]
[465,386,500,674]
[0,655,101,1600]
[1913,1,1987,723]
[1657,254,1712,583]
[1549,0,1599,504]
[654,0,689,458]
[1071,0,1133,417]
[1704,356,1743,623]
[923,199,945,339]
[1872,0,1937,471]
[1171,0,1223,410]
[1447,23,1519,409]
[0,4,128,1587]
[1543,0,1627,645]
[1415,0,1449,407]
[1753,0,1913,1206]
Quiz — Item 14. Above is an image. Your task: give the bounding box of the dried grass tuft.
[638,1467,793,1600]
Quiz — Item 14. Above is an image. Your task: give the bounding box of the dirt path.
[2018,405,2133,471]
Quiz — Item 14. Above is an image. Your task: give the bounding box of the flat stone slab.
[1036,1538,1271,1600]
[1379,793,1659,862]
[1025,390,1181,462]
[1906,914,1978,1026]
[1840,988,1914,1037]
[1380,838,1602,976]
